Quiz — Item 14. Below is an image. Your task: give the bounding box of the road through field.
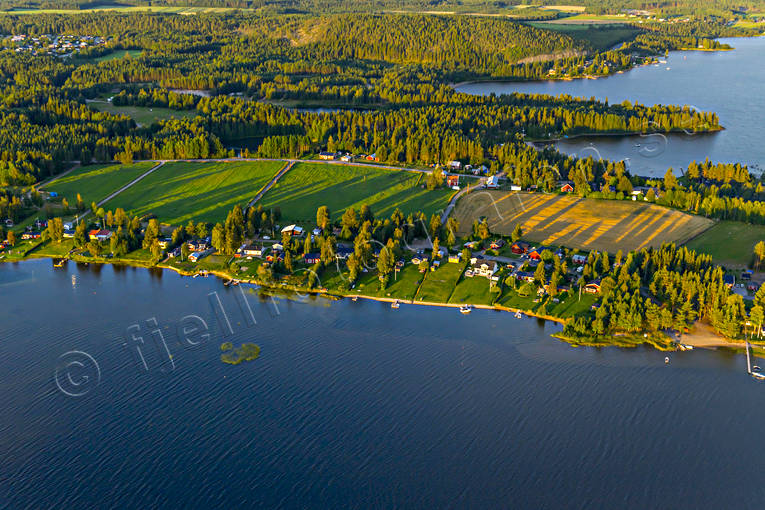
[247,161,294,207]
[98,162,165,207]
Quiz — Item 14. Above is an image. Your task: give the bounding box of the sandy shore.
[679,322,745,349]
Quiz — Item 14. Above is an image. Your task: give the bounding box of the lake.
[1,259,764,508]
[456,37,765,178]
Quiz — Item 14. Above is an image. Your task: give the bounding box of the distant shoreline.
[11,253,758,356]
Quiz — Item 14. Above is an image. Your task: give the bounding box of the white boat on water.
[391,301,400,309]
[514,311,523,319]
[460,305,472,314]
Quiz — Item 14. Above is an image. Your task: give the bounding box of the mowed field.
[259,162,454,222]
[453,191,714,253]
[44,162,156,206]
[684,220,765,267]
[106,161,284,224]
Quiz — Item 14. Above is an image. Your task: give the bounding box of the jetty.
[746,341,765,380]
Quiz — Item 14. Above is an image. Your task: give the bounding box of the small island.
[220,342,262,365]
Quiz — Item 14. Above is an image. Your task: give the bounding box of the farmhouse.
[21,231,41,240]
[468,259,498,278]
[485,175,499,189]
[447,160,462,170]
[560,182,574,193]
[528,246,552,260]
[304,253,321,264]
[584,280,602,294]
[280,224,304,237]
[188,248,214,263]
[723,274,735,288]
[572,254,588,265]
[157,237,172,249]
[515,271,535,283]
[187,239,210,252]
[238,244,264,257]
[448,252,462,263]
[511,241,529,254]
[489,239,505,250]
[63,229,75,238]
[318,151,337,160]
[88,229,113,241]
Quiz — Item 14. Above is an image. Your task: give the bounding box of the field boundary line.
[36,163,81,190]
[98,161,165,207]
[247,160,294,208]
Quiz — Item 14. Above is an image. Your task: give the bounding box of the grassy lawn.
[448,274,498,305]
[496,285,541,311]
[32,239,75,258]
[88,101,197,126]
[43,162,156,207]
[259,162,454,223]
[548,292,597,318]
[93,49,142,63]
[414,261,465,303]
[106,161,284,225]
[356,263,424,300]
[684,220,765,267]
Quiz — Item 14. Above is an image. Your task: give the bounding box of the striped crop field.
[452,191,714,253]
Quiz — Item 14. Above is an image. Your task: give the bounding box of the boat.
[351,296,358,302]
[514,311,523,319]
[53,259,65,268]
[391,301,400,309]
[664,356,670,364]
[460,305,472,314]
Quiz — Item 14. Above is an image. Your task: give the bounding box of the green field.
[530,22,641,50]
[44,162,156,207]
[88,101,197,126]
[259,162,454,223]
[93,49,142,63]
[684,220,765,267]
[106,160,284,224]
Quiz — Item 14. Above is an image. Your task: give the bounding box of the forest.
[0,10,739,188]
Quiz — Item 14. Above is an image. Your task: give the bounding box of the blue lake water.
[1,260,764,508]
[456,37,765,178]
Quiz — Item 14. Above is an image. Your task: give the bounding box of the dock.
[746,341,765,380]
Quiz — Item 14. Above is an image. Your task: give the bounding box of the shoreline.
[14,252,758,355]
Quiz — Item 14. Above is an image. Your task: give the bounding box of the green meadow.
[259,162,454,223]
[93,49,142,63]
[44,162,156,206]
[684,220,765,267]
[88,101,197,126]
[105,160,284,224]
[529,22,641,50]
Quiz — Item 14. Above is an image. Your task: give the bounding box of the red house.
[511,241,529,255]
[560,182,574,193]
[528,246,551,261]
[446,175,459,187]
